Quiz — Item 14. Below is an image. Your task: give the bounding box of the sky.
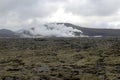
[0,0,120,30]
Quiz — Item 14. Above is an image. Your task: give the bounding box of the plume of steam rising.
[18,23,83,37]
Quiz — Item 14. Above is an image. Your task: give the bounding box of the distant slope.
[0,29,17,37]
[0,23,120,38]
[58,23,120,36]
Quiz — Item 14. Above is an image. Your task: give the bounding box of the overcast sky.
[0,0,120,30]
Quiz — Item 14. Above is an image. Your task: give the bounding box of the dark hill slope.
[58,23,120,36]
[0,29,17,37]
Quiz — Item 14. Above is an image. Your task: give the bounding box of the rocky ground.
[0,37,120,80]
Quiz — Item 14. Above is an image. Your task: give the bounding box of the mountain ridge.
[58,23,120,36]
[0,23,120,37]
[0,29,17,37]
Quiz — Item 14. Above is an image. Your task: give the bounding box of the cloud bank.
[65,0,120,16]
[0,0,120,30]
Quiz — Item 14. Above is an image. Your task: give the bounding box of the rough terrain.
[0,37,120,80]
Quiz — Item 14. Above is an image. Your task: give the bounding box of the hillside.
[0,23,120,38]
[59,23,120,36]
[0,29,17,37]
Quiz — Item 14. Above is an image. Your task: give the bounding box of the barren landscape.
[0,37,120,80]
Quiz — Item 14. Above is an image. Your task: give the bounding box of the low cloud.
[0,0,120,29]
[65,0,120,16]
[0,0,63,18]
[0,0,63,29]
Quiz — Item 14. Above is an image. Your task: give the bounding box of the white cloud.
[0,0,63,29]
[64,0,120,16]
[0,0,120,29]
